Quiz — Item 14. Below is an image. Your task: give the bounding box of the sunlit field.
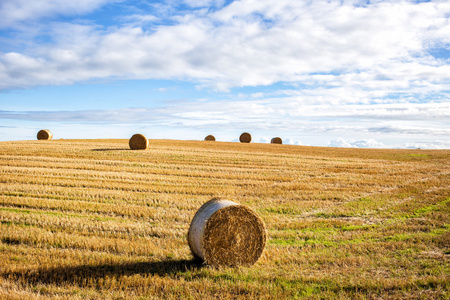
[0,139,448,299]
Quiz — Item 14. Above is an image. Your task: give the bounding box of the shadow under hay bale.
[2,259,203,286]
[271,137,282,144]
[188,198,266,267]
[239,132,252,143]
[204,135,216,141]
[37,129,53,140]
[129,134,148,150]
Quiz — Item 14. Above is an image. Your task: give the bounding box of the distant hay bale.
[271,137,282,144]
[205,135,216,141]
[37,129,53,140]
[188,198,266,267]
[239,132,252,143]
[129,134,148,150]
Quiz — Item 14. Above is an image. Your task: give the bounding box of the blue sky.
[0,0,449,148]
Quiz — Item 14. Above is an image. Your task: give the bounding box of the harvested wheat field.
[0,139,448,299]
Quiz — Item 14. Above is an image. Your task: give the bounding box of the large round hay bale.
[205,135,216,141]
[129,133,148,150]
[188,198,266,267]
[271,137,282,144]
[37,129,53,140]
[239,132,252,143]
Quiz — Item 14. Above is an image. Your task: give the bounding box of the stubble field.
[0,139,449,299]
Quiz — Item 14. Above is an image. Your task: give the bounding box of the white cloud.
[182,0,226,8]
[328,138,355,148]
[284,138,303,146]
[328,138,387,148]
[0,0,113,29]
[259,137,270,143]
[403,140,450,150]
[3,97,448,139]
[121,14,160,26]
[368,125,450,136]
[0,104,447,148]
[326,137,450,149]
[0,0,449,91]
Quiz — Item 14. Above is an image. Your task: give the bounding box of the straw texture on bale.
[37,129,53,140]
[239,132,252,143]
[188,198,266,267]
[271,137,282,144]
[129,134,148,150]
[205,135,216,141]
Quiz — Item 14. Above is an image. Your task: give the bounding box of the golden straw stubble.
[37,129,53,140]
[239,132,252,143]
[129,133,148,150]
[205,135,216,141]
[188,199,266,267]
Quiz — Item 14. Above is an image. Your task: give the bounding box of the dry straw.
[239,132,252,143]
[188,198,266,267]
[271,137,282,144]
[205,135,216,141]
[129,134,149,150]
[37,129,53,140]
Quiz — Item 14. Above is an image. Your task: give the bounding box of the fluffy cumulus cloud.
[403,140,450,150]
[182,0,227,8]
[283,138,304,146]
[0,0,449,92]
[328,138,387,148]
[327,138,450,149]
[0,0,113,29]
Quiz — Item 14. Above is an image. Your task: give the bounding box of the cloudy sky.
[0,0,449,148]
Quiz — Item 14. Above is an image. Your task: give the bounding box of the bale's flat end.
[203,205,266,267]
[271,137,282,144]
[37,129,53,140]
[188,198,266,267]
[129,134,148,150]
[239,132,252,143]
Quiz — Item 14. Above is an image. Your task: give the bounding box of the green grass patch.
[402,198,450,219]
[269,238,336,247]
[409,154,430,158]
[383,233,412,242]
[0,207,32,214]
[0,207,120,222]
[341,224,377,231]
[314,212,355,218]
[429,225,449,236]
